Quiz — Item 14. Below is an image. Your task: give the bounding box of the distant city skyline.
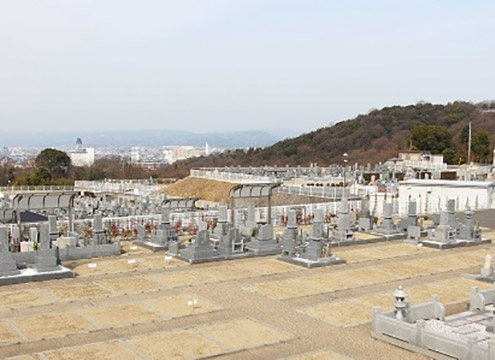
[0,1,494,133]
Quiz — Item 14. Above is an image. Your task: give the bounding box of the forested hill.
[164,101,495,178]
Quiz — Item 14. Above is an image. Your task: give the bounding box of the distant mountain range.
[0,129,299,148]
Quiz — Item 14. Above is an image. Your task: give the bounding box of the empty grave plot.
[126,329,223,360]
[408,255,473,272]
[145,294,222,318]
[287,350,353,360]
[331,250,374,264]
[333,268,403,286]
[70,255,184,277]
[405,283,464,304]
[448,249,495,267]
[351,293,396,311]
[12,312,95,340]
[96,276,162,295]
[0,289,51,310]
[122,242,152,255]
[236,259,303,275]
[82,303,161,328]
[44,341,138,360]
[245,265,407,300]
[6,355,42,360]
[371,262,434,278]
[0,320,23,345]
[289,273,351,293]
[298,301,372,327]
[433,278,493,293]
[361,243,435,259]
[353,232,381,240]
[137,255,186,269]
[244,278,322,300]
[195,318,292,351]
[44,282,110,300]
[198,264,260,281]
[147,270,215,288]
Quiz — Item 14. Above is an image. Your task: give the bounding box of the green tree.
[460,125,470,144]
[472,131,491,163]
[35,148,71,178]
[411,125,452,154]
[442,148,459,165]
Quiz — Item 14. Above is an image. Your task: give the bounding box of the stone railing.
[372,296,495,360]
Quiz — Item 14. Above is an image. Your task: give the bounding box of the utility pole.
[467,121,472,165]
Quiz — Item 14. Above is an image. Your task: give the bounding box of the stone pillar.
[92,212,106,245]
[282,210,297,256]
[48,216,58,243]
[160,207,170,226]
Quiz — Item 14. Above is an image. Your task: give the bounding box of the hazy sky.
[0,0,493,134]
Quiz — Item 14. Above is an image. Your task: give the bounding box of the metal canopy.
[229,183,281,199]
[13,192,77,210]
[229,183,281,226]
[163,197,199,210]
[0,208,14,222]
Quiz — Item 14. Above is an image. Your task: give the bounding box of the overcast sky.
[0,0,493,134]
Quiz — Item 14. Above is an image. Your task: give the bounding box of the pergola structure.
[162,197,199,211]
[229,183,282,226]
[12,191,77,238]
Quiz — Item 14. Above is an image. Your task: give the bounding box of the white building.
[397,179,495,214]
[130,147,140,163]
[385,151,447,171]
[69,138,95,167]
[173,146,202,162]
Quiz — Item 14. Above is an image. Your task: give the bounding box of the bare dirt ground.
[0,238,494,359]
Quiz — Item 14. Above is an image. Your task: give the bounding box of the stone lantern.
[394,285,409,321]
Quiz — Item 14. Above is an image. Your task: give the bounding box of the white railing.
[74,180,163,196]
[0,185,74,193]
[277,184,364,199]
[190,169,276,183]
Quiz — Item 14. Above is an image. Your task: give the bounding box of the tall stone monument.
[281,210,298,257]
[92,212,106,245]
[358,197,373,232]
[375,202,400,235]
[35,223,60,273]
[331,198,355,242]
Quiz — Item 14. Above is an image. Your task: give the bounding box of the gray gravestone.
[0,226,20,276]
[35,223,59,273]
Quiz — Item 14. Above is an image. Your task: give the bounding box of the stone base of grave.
[278,254,346,268]
[173,245,222,264]
[133,240,185,252]
[372,228,404,236]
[331,232,409,247]
[58,242,121,260]
[0,266,74,285]
[245,239,281,256]
[174,248,256,264]
[420,238,491,249]
[369,232,407,240]
[0,256,21,277]
[133,240,169,252]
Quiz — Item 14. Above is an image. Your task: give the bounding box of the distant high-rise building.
[70,138,95,167]
[205,142,211,156]
[130,147,140,163]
